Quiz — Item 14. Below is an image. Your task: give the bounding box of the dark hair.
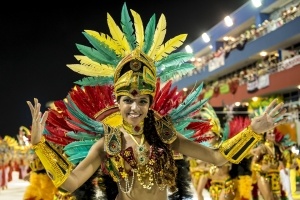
[144,109,177,191]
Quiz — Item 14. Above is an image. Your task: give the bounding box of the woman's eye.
[123,98,132,103]
[139,100,148,104]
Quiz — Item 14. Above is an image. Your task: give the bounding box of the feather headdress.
[67,3,194,99]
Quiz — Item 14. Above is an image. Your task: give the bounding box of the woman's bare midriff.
[115,175,168,200]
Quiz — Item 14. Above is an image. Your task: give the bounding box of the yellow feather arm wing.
[66,55,114,76]
[155,34,187,61]
[130,9,144,49]
[84,30,124,56]
[107,13,131,55]
[147,14,166,59]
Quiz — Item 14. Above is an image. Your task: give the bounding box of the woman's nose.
[131,102,140,111]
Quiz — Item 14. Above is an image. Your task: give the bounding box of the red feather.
[228,116,251,139]
[189,121,212,143]
[274,128,284,143]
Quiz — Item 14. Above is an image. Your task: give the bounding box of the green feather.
[174,118,200,131]
[222,123,230,141]
[179,129,195,139]
[64,140,95,151]
[173,98,208,121]
[74,76,114,86]
[65,95,104,133]
[159,63,194,82]
[143,14,156,54]
[121,2,136,50]
[170,82,204,120]
[68,151,89,165]
[67,131,101,140]
[175,121,191,132]
[155,52,193,71]
[76,44,114,66]
[82,32,119,66]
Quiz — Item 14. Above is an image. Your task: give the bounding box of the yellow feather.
[130,9,144,49]
[84,30,124,56]
[155,34,187,61]
[107,13,131,55]
[147,14,166,59]
[66,55,114,76]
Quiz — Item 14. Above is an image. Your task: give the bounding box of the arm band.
[32,136,73,187]
[219,126,263,164]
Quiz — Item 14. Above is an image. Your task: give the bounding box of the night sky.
[0,0,248,138]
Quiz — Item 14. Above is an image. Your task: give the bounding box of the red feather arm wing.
[157,86,178,116]
[188,121,212,143]
[69,86,96,119]
[228,116,251,139]
[152,80,184,117]
[45,109,75,146]
[69,85,115,119]
[172,90,184,108]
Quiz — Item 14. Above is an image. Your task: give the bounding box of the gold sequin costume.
[252,141,283,195]
[31,3,266,199]
[209,176,235,200]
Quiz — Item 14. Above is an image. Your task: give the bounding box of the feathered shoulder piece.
[44,85,121,165]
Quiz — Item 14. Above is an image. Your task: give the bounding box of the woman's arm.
[60,138,105,193]
[171,134,228,166]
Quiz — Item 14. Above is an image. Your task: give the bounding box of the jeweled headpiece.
[114,49,156,98]
[66,3,195,99]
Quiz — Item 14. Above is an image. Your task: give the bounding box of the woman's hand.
[250,99,287,134]
[26,98,48,145]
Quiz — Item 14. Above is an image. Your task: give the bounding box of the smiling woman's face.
[118,95,150,126]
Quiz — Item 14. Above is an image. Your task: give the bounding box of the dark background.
[0,0,248,138]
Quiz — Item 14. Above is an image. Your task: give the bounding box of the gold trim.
[32,137,73,188]
[219,126,263,164]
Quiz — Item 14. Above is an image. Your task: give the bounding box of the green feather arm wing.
[169,82,204,121]
[67,131,101,141]
[172,98,208,121]
[65,95,104,134]
[64,140,97,165]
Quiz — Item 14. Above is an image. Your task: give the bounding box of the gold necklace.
[123,121,143,136]
[128,134,154,189]
[128,134,148,166]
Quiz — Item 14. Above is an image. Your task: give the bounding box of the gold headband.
[114,49,156,98]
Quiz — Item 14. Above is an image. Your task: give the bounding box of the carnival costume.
[31,3,265,199]
[199,104,236,200]
[252,128,287,199]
